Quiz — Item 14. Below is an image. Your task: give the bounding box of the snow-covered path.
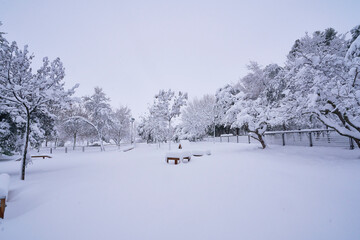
[1,143,359,240]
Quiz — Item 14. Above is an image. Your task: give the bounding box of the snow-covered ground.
[0,142,360,240]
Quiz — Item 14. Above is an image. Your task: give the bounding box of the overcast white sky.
[1,0,359,118]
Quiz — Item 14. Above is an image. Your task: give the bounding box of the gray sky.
[1,0,359,118]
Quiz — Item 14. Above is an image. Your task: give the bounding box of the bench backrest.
[0,174,10,200]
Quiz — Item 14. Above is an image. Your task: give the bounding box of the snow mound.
[165,150,191,159]
[0,173,10,200]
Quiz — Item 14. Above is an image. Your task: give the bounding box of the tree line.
[138,25,360,150]
[1,23,360,179]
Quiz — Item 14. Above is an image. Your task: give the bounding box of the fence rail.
[31,143,133,155]
[32,129,357,155]
[205,129,356,149]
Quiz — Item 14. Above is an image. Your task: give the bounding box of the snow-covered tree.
[0,35,77,180]
[224,63,285,148]
[180,94,216,140]
[79,87,112,151]
[150,89,188,149]
[109,106,132,148]
[58,101,93,149]
[0,110,20,155]
[215,84,240,127]
[283,28,360,147]
[137,114,168,144]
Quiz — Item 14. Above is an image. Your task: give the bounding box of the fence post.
[50,148,52,154]
[349,138,354,150]
[237,135,239,143]
[227,136,230,143]
[65,147,67,153]
[82,146,85,152]
[282,133,285,146]
[327,130,331,143]
[309,132,313,147]
[248,135,251,144]
[220,136,222,143]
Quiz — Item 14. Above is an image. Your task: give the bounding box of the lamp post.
[213,114,217,144]
[130,117,135,145]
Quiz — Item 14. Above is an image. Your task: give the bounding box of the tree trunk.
[21,109,31,180]
[354,138,360,148]
[213,123,216,144]
[249,131,267,149]
[168,120,171,150]
[257,133,267,149]
[73,132,77,150]
[118,131,121,149]
[98,132,104,151]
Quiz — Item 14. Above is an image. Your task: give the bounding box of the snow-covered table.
[165,150,192,164]
[0,173,10,219]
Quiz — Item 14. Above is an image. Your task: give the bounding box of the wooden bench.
[123,147,134,152]
[166,156,191,164]
[31,155,52,159]
[0,174,10,219]
[165,151,192,165]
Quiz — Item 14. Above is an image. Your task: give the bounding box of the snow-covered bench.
[31,155,52,159]
[0,173,10,219]
[123,146,134,152]
[0,154,21,162]
[165,150,192,164]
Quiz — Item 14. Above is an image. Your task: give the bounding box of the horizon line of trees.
[1,22,360,179]
[138,25,360,150]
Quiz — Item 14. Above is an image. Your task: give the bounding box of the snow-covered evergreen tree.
[0,110,19,155]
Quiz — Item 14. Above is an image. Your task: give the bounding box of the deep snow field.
[0,142,360,240]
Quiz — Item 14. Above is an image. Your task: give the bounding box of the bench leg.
[0,198,5,219]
